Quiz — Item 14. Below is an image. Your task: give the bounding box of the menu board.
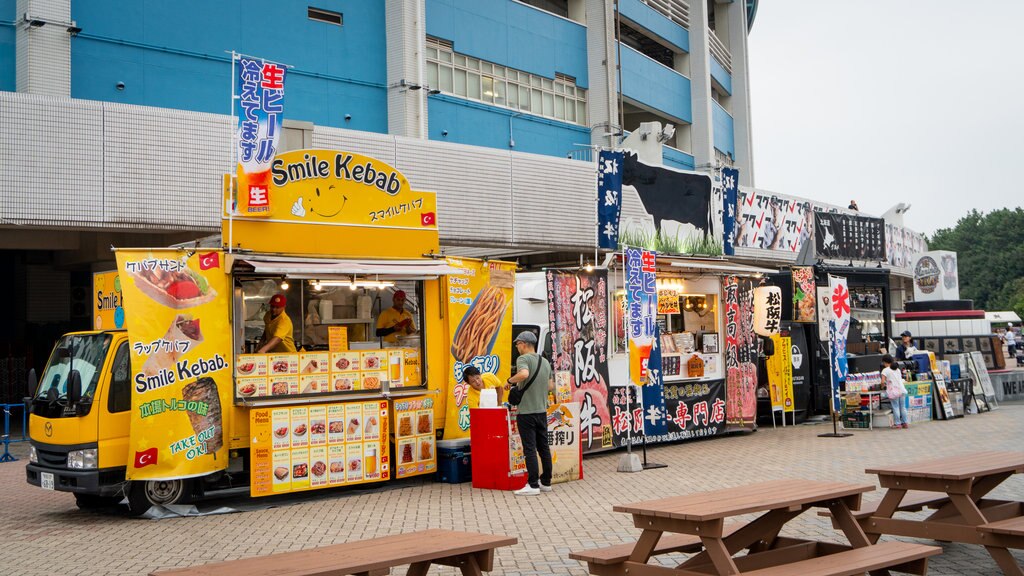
[235,348,421,400]
[249,400,389,497]
[391,395,437,479]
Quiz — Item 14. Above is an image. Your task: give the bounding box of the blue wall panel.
[0,0,15,91]
[428,95,588,158]
[712,101,734,158]
[619,43,691,123]
[69,0,387,132]
[619,0,688,53]
[663,146,695,171]
[426,0,588,88]
[710,56,732,95]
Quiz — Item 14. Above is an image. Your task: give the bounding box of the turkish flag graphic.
[421,212,436,227]
[198,252,220,270]
[134,447,158,469]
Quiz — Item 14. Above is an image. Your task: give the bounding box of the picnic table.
[576,479,940,576]
[858,451,1024,575]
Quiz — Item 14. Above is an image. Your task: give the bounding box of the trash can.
[436,438,472,484]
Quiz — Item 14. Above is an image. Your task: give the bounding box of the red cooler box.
[469,408,528,491]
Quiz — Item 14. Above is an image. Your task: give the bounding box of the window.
[107,343,131,413]
[308,7,343,26]
[617,21,675,68]
[426,37,587,126]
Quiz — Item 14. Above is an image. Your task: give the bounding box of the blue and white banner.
[641,325,668,436]
[721,167,739,256]
[597,151,624,250]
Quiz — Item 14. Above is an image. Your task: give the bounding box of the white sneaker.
[539,483,553,493]
[514,485,540,496]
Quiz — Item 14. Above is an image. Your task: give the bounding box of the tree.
[929,208,1024,320]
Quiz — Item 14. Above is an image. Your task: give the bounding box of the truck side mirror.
[26,368,37,400]
[68,370,82,406]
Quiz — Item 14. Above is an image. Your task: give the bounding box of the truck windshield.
[35,334,112,401]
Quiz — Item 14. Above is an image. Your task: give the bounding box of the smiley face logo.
[304,185,348,218]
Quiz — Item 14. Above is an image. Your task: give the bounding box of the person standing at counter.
[462,366,505,409]
[258,294,296,353]
[376,290,416,344]
[505,331,553,496]
[895,330,917,361]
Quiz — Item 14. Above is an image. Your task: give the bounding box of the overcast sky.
[747,0,1024,236]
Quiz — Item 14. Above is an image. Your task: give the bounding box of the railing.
[709,29,732,73]
[637,0,690,29]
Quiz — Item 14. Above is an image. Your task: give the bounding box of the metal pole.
[614,0,625,145]
[228,51,237,254]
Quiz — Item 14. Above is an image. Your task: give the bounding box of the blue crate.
[436,438,471,484]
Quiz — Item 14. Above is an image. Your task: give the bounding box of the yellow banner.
[392,395,437,479]
[249,400,389,496]
[767,334,795,413]
[223,149,439,258]
[115,249,233,480]
[442,257,515,439]
[92,270,125,330]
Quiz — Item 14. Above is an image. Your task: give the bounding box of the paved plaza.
[2,405,1023,575]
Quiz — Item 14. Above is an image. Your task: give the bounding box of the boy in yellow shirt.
[462,366,504,409]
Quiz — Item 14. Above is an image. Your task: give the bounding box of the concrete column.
[687,0,715,173]
[724,0,755,186]
[386,0,427,139]
[586,0,619,148]
[15,0,72,96]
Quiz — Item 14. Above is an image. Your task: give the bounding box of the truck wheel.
[74,493,119,510]
[126,479,191,515]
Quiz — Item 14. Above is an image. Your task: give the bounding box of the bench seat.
[739,541,942,576]
[150,529,516,576]
[569,523,745,575]
[818,491,949,520]
[979,516,1024,537]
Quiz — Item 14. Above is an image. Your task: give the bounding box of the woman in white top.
[881,354,909,429]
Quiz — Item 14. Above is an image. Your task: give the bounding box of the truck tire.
[126,479,191,515]
[74,493,120,510]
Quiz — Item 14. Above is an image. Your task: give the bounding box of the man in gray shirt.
[505,331,553,496]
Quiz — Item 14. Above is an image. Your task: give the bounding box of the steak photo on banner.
[814,212,887,261]
[546,270,611,453]
[620,152,717,254]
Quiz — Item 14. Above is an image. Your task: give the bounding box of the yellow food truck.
[25,150,515,513]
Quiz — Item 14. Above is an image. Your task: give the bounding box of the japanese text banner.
[115,249,232,480]
[597,151,624,250]
[235,55,287,217]
[625,247,657,386]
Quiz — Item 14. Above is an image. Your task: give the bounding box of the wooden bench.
[569,523,745,576]
[737,541,942,576]
[149,529,516,576]
[979,515,1024,537]
[818,490,949,522]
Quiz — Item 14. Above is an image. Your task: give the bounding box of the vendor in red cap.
[376,289,416,344]
[258,293,296,353]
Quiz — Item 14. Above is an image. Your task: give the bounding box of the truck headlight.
[29,445,38,464]
[67,448,98,469]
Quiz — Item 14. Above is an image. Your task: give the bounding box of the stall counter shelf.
[842,390,885,431]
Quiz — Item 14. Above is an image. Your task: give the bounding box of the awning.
[236,256,462,279]
[666,258,777,276]
[986,311,1022,324]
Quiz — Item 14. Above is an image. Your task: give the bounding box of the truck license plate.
[41,472,54,490]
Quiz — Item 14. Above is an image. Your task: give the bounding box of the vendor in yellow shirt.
[376,289,416,344]
[258,293,297,353]
[462,366,505,409]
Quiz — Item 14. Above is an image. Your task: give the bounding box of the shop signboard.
[93,270,125,330]
[115,249,233,481]
[642,379,727,443]
[721,167,739,256]
[597,151,624,250]
[791,266,816,323]
[442,258,515,439]
[547,402,582,484]
[969,351,998,408]
[789,327,811,409]
[249,400,389,496]
[932,372,954,420]
[913,250,960,302]
[223,149,439,259]
[735,190,813,253]
[545,270,611,453]
[753,286,782,336]
[393,396,437,479]
[767,334,795,413]
[814,212,887,261]
[609,385,643,448]
[723,277,757,428]
[233,54,287,218]
[625,247,657,385]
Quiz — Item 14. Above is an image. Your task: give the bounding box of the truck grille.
[37,447,71,469]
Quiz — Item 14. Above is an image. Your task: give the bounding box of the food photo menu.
[391,395,436,479]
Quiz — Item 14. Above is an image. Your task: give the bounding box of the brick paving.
[2,405,1023,575]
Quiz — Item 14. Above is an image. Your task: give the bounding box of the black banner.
[814,212,886,260]
[624,379,726,444]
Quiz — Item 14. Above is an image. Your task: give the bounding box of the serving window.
[232,275,427,402]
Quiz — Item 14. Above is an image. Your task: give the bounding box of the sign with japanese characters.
[723,277,757,428]
[735,189,814,253]
[828,275,850,412]
[223,149,439,258]
[814,212,887,261]
[753,286,783,336]
[625,247,657,386]
[115,249,233,481]
[234,55,287,217]
[721,167,739,256]
[767,334,794,413]
[442,258,515,440]
[642,379,727,444]
[597,151,624,250]
[546,270,611,453]
[791,266,816,323]
[547,402,582,484]
[640,326,669,436]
